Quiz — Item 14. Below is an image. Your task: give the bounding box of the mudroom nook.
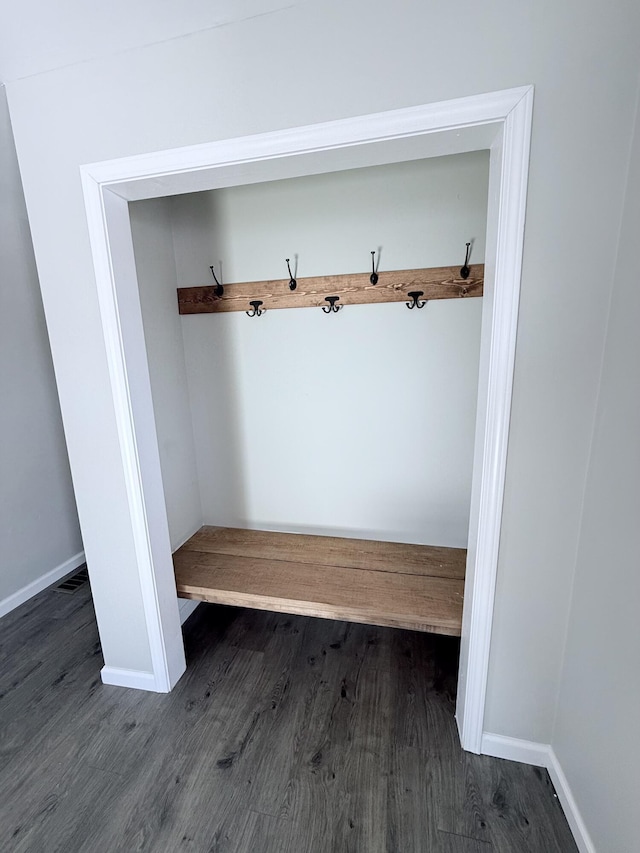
[79,92,533,758]
[130,154,488,642]
[5,1,632,841]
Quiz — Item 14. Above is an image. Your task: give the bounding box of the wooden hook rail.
[177,263,484,315]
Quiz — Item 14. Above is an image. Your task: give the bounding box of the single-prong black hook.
[246,300,264,317]
[370,250,378,285]
[406,291,427,310]
[460,242,471,280]
[286,258,297,291]
[322,296,342,313]
[209,265,224,297]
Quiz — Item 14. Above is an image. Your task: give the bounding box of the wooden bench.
[174,526,465,636]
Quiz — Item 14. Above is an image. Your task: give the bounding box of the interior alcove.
[130,152,489,570]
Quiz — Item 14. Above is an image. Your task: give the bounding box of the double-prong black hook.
[322,296,341,313]
[406,291,427,310]
[246,300,265,317]
[460,242,471,280]
[370,250,378,285]
[286,258,297,291]
[209,265,224,297]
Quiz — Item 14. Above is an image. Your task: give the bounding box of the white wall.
[551,92,640,853]
[5,0,640,740]
[0,85,82,610]
[0,0,296,83]
[169,155,486,546]
[129,198,202,550]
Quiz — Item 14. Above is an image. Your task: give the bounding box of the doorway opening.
[132,152,486,636]
[80,87,533,753]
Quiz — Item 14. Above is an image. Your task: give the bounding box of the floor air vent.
[55,566,89,594]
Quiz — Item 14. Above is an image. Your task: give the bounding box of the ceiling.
[0,0,295,83]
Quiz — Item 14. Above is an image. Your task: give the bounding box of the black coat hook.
[209,265,224,297]
[406,291,427,310]
[322,296,342,313]
[286,258,297,291]
[246,300,265,317]
[460,242,471,280]
[370,250,378,285]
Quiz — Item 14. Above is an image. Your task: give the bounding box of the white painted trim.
[481,732,549,767]
[547,748,597,853]
[85,87,532,193]
[79,88,533,733]
[481,735,596,853]
[0,551,86,618]
[81,178,187,694]
[101,666,162,692]
[179,599,200,624]
[456,86,534,752]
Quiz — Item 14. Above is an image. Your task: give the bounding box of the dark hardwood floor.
[0,581,577,852]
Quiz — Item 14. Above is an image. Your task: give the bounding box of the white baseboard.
[178,598,200,624]
[481,733,595,853]
[101,665,165,692]
[0,550,86,619]
[481,732,549,766]
[101,600,196,693]
[547,747,596,853]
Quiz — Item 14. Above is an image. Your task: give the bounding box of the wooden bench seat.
[173,526,465,636]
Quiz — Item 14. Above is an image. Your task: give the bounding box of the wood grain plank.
[239,812,293,853]
[434,831,493,852]
[474,758,579,853]
[248,620,327,816]
[0,596,578,853]
[178,526,466,580]
[8,760,126,853]
[174,549,464,636]
[432,752,491,845]
[200,617,327,821]
[338,664,391,853]
[177,264,484,314]
[277,622,371,851]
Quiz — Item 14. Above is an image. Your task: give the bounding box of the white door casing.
[80,85,533,752]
